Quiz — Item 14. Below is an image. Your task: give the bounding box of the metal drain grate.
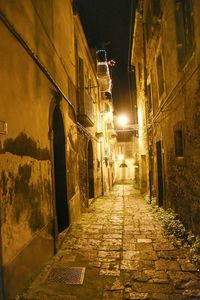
[45,267,85,285]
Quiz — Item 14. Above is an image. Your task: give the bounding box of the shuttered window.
[175,0,194,67]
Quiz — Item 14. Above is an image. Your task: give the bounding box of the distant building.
[115,131,139,186]
[96,49,117,193]
[131,0,200,234]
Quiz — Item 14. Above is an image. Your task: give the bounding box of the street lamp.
[117,114,129,127]
[118,154,124,161]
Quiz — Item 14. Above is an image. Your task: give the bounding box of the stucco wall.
[0,0,81,298]
[137,0,200,234]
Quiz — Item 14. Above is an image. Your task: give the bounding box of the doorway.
[53,106,69,232]
[88,140,94,199]
[141,155,147,192]
[156,141,164,206]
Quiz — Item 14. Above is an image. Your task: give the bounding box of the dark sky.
[76,0,137,118]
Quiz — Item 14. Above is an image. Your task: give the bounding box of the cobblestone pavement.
[20,185,200,300]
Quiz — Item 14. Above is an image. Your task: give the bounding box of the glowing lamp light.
[118,154,124,161]
[118,115,129,127]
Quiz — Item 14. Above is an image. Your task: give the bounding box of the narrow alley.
[1,1,200,299]
[20,184,200,300]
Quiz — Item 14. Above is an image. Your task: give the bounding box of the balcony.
[77,89,94,127]
[97,62,111,92]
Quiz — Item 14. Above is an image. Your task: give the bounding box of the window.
[151,0,161,18]
[145,0,162,41]
[156,53,165,98]
[174,130,184,157]
[147,84,152,112]
[175,0,194,67]
[88,78,92,94]
[174,122,185,157]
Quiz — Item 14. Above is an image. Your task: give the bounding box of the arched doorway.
[53,106,69,232]
[88,140,94,199]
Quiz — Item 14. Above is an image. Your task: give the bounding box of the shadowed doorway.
[156,140,164,207]
[88,140,94,199]
[53,106,69,232]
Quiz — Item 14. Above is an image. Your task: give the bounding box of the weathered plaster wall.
[132,10,148,193]
[0,151,52,265]
[142,0,200,235]
[165,72,200,234]
[77,132,89,209]
[63,106,81,222]
[0,0,75,96]
[75,15,102,202]
[0,19,55,272]
[77,131,102,209]
[0,0,80,297]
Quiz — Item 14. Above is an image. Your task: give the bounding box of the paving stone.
[139,250,158,260]
[178,259,199,271]
[132,282,174,294]
[99,269,121,276]
[130,271,149,282]
[144,270,170,283]
[103,290,123,300]
[155,259,181,271]
[19,185,200,300]
[182,289,200,298]
[101,239,122,247]
[123,251,140,260]
[167,271,200,288]
[157,250,187,259]
[127,292,149,299]
[153,243,176,251]
[120,260,141,271]
[104,278,124,290]
[137,238,152,243]
[98,250,120,259]
[123,243,136,251]
[103,233,122,239]
[140,260,155,270]
[151,293,180,300]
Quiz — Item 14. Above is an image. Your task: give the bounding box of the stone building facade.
[115,132,139,185]
[74,16,102,208]
[96,50,117,193]
[0,1,114,298]
[131,0,200,235]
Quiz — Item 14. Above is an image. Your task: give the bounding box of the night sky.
[76,0,137,118]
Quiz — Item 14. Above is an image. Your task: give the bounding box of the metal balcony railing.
[97,62,111,92]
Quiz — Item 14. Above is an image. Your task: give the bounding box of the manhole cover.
[45,267,85,285]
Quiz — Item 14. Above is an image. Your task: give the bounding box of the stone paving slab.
[18,185,200,300]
